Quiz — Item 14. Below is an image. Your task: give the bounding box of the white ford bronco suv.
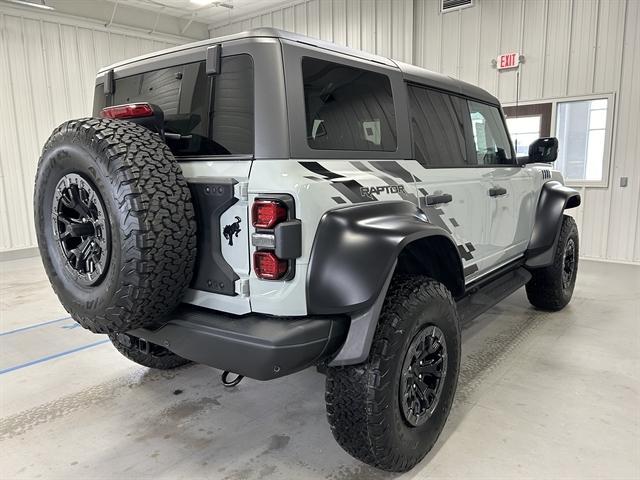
[34,29,581,472]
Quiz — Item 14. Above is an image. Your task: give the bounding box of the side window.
[302,57,397,151]
[408,85,468,167]
[467,101,514,165]
[112,55,253,156]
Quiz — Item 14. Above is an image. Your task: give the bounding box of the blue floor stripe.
[0,339,110,375]
[0,316,72,337]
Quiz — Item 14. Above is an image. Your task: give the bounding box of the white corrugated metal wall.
[212,0,414,63]
[0,7,188,255]
[211,0,639,264]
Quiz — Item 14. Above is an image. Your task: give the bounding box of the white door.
[407,85,493,281]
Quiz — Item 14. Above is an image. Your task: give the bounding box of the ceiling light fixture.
[7,0,54,10]
[189,0,233,8]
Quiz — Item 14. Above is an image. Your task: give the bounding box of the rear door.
[107,48,255,314]
[407,85,492,280]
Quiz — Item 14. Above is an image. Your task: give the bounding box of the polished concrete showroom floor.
[1,256,638,479]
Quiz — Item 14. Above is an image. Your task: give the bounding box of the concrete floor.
[0,257,638,480]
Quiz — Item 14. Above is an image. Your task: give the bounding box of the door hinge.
[234,182,249,202]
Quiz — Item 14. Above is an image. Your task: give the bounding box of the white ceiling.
[106,0,288,27]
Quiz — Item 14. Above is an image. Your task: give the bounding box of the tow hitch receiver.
[221,371,243,387]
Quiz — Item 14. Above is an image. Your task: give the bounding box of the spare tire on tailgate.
[34,118,196,333]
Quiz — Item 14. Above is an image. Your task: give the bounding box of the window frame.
[467,99,517,167]
[110,55,255,159]
[407,84,474,168]
[96,37,290,161]
[502,93,615,188]
[406,83,516,168]
[281,40,412,160]
[301,56,398,152]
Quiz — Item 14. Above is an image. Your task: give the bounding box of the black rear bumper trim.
[129,305,348,380]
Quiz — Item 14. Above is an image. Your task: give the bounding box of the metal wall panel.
[458,4,480,85]
[0,10,185,253]
[477,0,500,96]
[519,0,547,100]
[607,0,639,262]
[210,0,414,64]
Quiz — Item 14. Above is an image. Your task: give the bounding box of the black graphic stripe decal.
[457,244,474,261]
[350,161,420,205]
[299,161,376,203]
[369,161,420,183]
[419,194,478,267]
[464,264,479,277]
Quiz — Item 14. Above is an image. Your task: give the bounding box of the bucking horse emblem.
[223,216,242,246]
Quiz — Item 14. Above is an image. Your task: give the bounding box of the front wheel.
[526,215,579,311]
[325,276,461,472]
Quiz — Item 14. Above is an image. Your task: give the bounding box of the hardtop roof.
[99,27,499,105]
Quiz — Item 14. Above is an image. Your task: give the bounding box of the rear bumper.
[129,305,348,380]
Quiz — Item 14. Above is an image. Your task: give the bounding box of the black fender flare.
[306,201,464,315]
[526,180,581,268]
[306,201,464,366]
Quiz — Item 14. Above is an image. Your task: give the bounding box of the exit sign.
[497,52,520,70]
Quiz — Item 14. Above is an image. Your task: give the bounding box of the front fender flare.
[526,181,581,268]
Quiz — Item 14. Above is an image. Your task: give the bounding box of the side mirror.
[520,137,558,165]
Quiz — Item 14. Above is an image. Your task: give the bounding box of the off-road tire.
[526,215,579,311]
[326,276,461,472]
[34,118,196,334]
[108,333,191,370]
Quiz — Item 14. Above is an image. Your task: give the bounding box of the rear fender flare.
[305,201,464,366]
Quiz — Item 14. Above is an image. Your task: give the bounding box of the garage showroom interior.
[1,0,639,478]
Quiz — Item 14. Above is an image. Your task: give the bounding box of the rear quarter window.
[302,57,397,152]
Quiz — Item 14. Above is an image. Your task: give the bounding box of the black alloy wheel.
[562,238,576,290]
[400,325,448,427]
[52,173,110,287]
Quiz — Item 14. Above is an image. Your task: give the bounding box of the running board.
[456,266,531,323]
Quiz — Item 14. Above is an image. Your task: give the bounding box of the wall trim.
[580,256,640,267]
[0,247,39,262]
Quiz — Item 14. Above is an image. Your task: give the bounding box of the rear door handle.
[425,193,453,205]
[489,187,507,197]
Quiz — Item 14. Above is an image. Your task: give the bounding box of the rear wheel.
[326,276,461,472]
[109,333,190,370]
[526,215,579,311]
[34,118,196,333]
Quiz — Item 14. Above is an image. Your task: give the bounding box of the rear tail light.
[252,200,287,229]
[253,251,288,280]
[252,198,292,280]
[100,103,154,119]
